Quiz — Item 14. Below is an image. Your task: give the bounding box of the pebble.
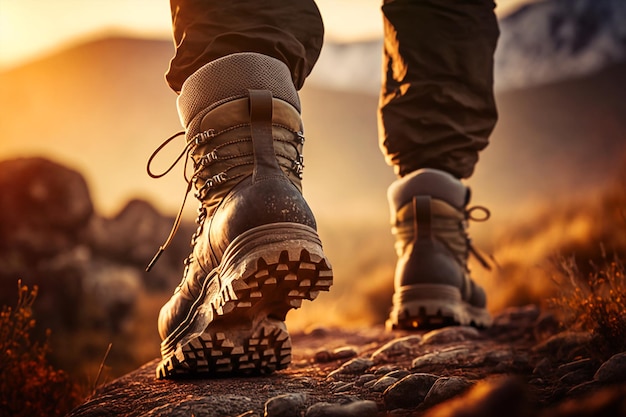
[363,378,379,389]
[328,358,374,379]
[531,331,593,362]
[557,358,599,376]
[305,400,378,417]
[333,383,354,394]
[330,381,351,392]
[420,326,480,346]
[314,350,333,363]
[384,370,410,380]
[332,347,358,361]
[354,374,377,387]
[532,357,552,376]
[370,335,422,364]
[594,351,626,383]
[411,346,470,370]
[315,347,357,363]
[370,376,398,393]
[422,376,472,407]
[559,369,594,386]
[264,393,307,417]
[374,365,399,375]
[383,373,439,410]
[566,380,601,397]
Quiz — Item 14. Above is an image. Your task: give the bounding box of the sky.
[0,0,534,70]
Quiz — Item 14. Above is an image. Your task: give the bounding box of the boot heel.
[217,222,333,320]
[387,284,492,330]
[157,222,332,378]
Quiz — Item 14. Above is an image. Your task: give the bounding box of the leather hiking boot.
[386,168,492,330]
[152,53,333,379]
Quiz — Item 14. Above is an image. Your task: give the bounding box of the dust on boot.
[150,53,332,379]
[386,168,492,330]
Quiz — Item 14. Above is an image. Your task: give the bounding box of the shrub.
[549,251,626,359]
[0,281,83,417]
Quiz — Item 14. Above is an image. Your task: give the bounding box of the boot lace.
[144,129,224,271]
[464,205,496,271]
[144,128,305,272]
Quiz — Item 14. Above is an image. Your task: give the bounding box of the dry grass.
[548,250,626,359]
[0,281,83,417]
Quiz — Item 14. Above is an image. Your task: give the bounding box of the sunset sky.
[0,0,536,70]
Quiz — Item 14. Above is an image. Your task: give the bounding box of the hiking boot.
[386,168,492,330]
[153,53,332,379]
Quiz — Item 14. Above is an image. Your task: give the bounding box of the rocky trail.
[68,305,626,417]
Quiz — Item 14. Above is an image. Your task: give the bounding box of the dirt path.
[68,305,626,417]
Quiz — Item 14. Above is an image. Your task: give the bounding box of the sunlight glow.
[0,0,535,70]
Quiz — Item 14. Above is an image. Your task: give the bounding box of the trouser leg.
[378,0,499,179]
[166,0,325,93]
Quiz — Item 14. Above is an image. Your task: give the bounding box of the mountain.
[495,0,626,91]
[307,0,626,94]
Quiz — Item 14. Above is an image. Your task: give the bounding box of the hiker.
[151,0,499,378]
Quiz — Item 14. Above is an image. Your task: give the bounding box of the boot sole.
[156,223,332,379]
[386,284,492,330]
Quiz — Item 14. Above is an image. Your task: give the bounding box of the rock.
[412,346,471,370]
[305,400,378,417]
[423,377,530,417]
[533,357,552,377]
[556,358,599,385]
[374,365,398,375]
[328,358,374,379]
[557,358,599,377]
[82,259,142,331]
[383,373,439,410]
[420,326,481,346]
[354,374,377,387]
[331,347,358,361]
[384,370,411,380]
[87,199,194,288]
[370,376,398,393]
[0,157,93,257]
[264,393,307,417]
[332,382,354,393]
[594,352,626,383]
[315,350,333,363]
[363,378,379,389]
[88,199,169,264]
[370,335,422,364]
[532,331,593,362]
[559,370,592,386]
[315,347,358,363]
[566,380,601,398]
[143,396,255,417]
[423,377,472,407]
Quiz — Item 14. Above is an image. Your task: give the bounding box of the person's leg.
[379,0,499,329]
[153,0,332,379]
[166,0,324,93]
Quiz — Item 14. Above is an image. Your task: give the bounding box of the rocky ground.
[68,305,626,417]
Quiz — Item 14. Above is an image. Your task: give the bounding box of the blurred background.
[1,0,625,383]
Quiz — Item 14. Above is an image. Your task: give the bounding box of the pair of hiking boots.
[152,53,491,379]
